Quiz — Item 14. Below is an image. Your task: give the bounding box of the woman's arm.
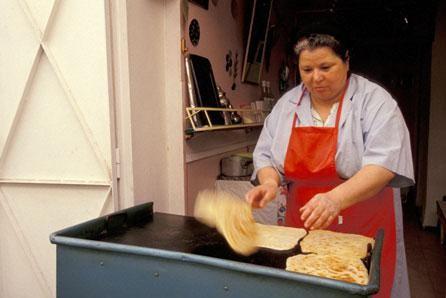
[300,164,395,230]
[245,166,280,208]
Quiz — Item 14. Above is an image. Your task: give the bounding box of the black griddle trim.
[103,202,153,235]
[361,243,373,271]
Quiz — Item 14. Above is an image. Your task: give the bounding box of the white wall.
[124,0,185,214]
[424,0,446,226]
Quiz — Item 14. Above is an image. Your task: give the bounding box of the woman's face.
[298,47,349,104]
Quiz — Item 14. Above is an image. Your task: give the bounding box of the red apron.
[284,86,396,298]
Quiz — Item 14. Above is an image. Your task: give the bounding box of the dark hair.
[293,18,350,62]
[294,34,349,62]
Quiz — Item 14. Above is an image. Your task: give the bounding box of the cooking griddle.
[51,202,383,298]
[97,210,304,269]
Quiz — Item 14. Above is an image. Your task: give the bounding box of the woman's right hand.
[245,181,278,208]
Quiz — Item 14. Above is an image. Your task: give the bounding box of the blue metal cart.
[50,202,382,298]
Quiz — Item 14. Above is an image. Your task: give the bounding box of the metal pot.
[220,155,253,177]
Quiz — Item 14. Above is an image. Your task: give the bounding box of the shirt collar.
[287,74,358,127]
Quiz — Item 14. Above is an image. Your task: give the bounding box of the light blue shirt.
[253,74,415,188]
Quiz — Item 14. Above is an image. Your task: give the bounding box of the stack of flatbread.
[286,254,369,285]
[286,230,374,285]
[194,189,307,255]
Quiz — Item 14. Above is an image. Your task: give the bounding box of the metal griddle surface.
[97,212,299,269]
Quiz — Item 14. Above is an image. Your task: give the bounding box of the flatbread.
[194,189,258,256]
[301,230,374,259]
[255,223,307,250]
[193,189,218,228]
[286,254,369,285]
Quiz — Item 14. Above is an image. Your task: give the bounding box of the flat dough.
[286,254,369,285]
[193,189,218,228]
[194,189,258,256]
[256,223,307,250]
[301,230,374,259]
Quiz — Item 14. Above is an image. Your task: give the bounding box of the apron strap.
[334,79,349,128]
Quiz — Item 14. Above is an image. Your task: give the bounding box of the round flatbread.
[256,223,307,250]
[194,189,258,256]
[194,189,218,228]
[286,254,369,285]
[300,230,374,259]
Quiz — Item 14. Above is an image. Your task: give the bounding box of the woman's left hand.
[299,193,341,230]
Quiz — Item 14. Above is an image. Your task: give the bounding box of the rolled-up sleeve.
[252,110,278,180]
[361,89,415,188]
[251,91,295,184]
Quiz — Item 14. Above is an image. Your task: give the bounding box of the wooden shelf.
[185,107,264,137]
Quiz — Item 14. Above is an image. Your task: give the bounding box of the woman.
[246,22,414,298]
